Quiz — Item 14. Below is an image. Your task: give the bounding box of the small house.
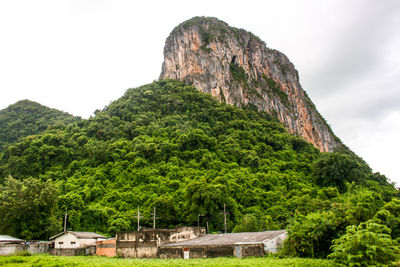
[50,231,107,249]
[49,231,106,256]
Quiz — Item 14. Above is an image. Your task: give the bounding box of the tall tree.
[0,176,60,240]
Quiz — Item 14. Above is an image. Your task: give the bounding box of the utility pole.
[150,207,158,229]
[63,207,68,232]
[223,204,227,233]
[219,204,229,233]
[134,205,143,232]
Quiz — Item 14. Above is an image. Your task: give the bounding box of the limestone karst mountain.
[160,17,341,152]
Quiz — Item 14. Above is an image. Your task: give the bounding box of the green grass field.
[0,254,333,267]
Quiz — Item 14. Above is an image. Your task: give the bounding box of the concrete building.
[96,238,116,257]
[50,231,107,249]
[158,230,287,258]
[116,226,205,258]
[49,231,106,256]
[0,235,24,255]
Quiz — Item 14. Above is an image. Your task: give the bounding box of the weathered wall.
[0,244,24,255]
[49,248,84,256]
[27,243,48,254]
[264,232,288,253]
[160,17,341,152]
[234,244,264,258]
[169,227,205,244]
[157,247,182,259]
[49,246,96,256]
[158,246,234,259]
[0,243,48,255]
[117,230,168,258]
[116,227,205,258]
[117,245,158,258]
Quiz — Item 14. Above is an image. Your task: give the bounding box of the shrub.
[329,219,400,266]
[14,250,31,256]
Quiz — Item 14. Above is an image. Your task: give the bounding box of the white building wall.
[54,233,79,249]
[0,244,24,255]
[264,232,288,253]
[53,233,106,249]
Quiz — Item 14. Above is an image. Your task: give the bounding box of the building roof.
[50,231,107,240]
[0,235,23,243]
[160,230,287,247]
[96,237,115,243]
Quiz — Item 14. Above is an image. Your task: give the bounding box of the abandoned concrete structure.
[116,226,205,258]
[158,230,287,258]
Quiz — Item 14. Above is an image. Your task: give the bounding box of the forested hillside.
[0,100,80,151]
[0,80,398,262]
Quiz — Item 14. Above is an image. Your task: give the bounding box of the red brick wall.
[96,239,116,257]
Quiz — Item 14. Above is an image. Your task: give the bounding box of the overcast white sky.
[0,0,399,185]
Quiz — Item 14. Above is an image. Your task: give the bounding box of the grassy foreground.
[0,254,333,267]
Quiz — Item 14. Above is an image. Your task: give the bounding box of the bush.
[329,219,400,266]
[13,250,31,256]
[285,210,344,258]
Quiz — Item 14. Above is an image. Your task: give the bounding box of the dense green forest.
[0,80,399,263]
[0,100,80,151]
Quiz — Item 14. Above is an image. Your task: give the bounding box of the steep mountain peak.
[160,17,341,152]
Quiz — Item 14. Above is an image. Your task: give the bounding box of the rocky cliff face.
[160,17,341,152]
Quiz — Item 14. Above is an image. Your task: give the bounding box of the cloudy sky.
[1,0,399,184]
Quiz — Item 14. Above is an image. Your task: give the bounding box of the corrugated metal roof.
[96,237,115,243]
[69,231,106,239]
[0,235,23,242]
[160,230,287,247]
[50,231,107,240]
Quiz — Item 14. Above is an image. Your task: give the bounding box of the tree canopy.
[0,80,397,257]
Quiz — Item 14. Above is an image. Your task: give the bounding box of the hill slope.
[0,81,392,245]
[0,100,80,151]
[160,17,340,152]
